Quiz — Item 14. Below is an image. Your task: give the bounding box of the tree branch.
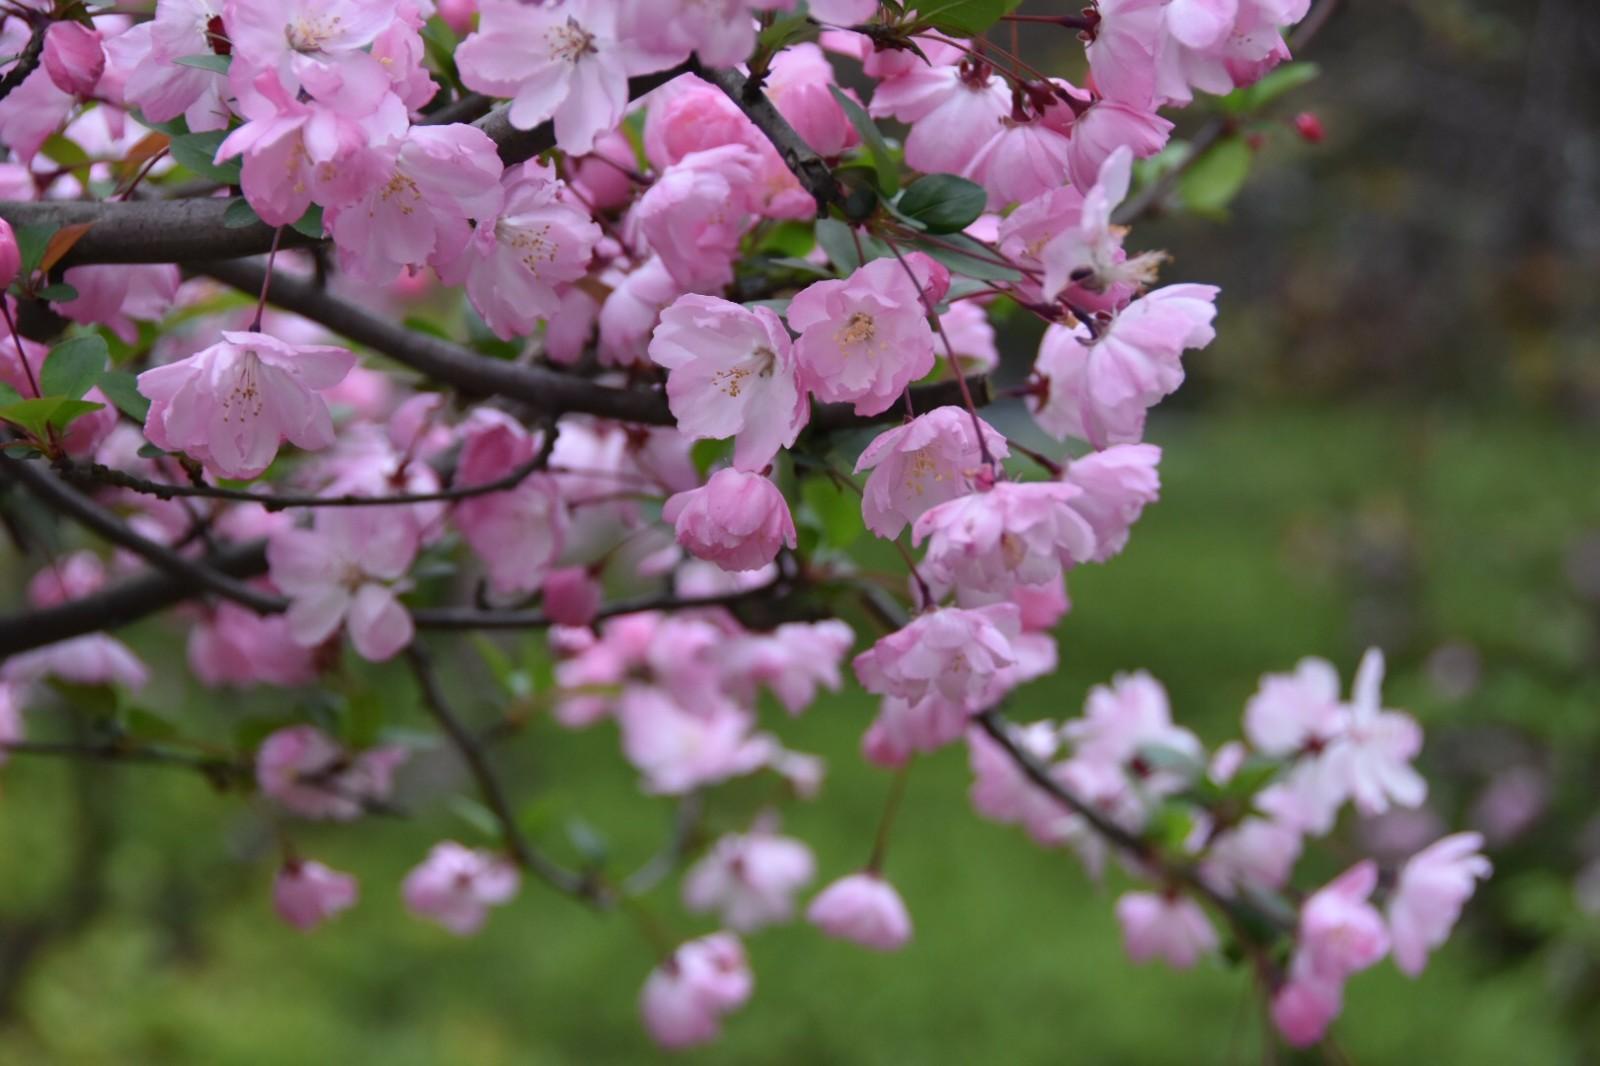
[693,62,842,212]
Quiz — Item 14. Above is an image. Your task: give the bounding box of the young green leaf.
[829,84,899,196]
[1178,137,1253,217]
[896,173,987,235]
[169,129,243,185]
[913,0,1024,36]
[40,334,110,399]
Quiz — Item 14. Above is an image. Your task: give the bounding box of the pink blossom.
[788,257,938,416]
[1029,284,1219,447]
[853,604,1020,711]
[225,0,397,109]
[966,720,1072,841]
[765,44,859,157]
[1066,99,1172,192]
[138,331,355,480]
[1064,670,1202,770]
[598,256,684,366]
[255,724,408,821]
[0,218,18,290]
[1061,443,1162,562]
[914,482,1098,596]
[1040,147,1166,302]
[1323,648,1427,817]
[1271,972,1343,1049]
[863,695,969,766]
[115,0,231,132]
[854,407,1008,539]
[456,0,658,154]
[807,0,878,22]
[274,860,359,931]
[401,841,521,935]
[43,23,105,97]
[27,551,105,608]
[724,620,855,713]
[683,828,816,931]
[938,301,999,373]
[1115,891,1218,969]
[869,57,1011,177]
[0,682,23,764]
[1387,832,1490,976]
[266,508,418,661]
[1244,657,1346,755]
[188,599,319,687]
[641,75,754,170]
[639,0,762,68]
[567,128,639,213]
[663,469,796,573]
[807,872,912,951]
[639,932,753,1050]
[0,64,75,164]
[1,635,149,691]
[453,412,568,597]
[327,123,504,283]
[57,263,181,345]
[454,162,602,339]
[648,295,807,471]
[965,119,1075,208]
[1297,860,1390,980]
[540,567,602,626]
[1201,815,1303,893]
[632,144,759,293]
[616,687,771,794]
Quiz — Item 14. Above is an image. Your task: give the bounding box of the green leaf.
[0,380,19,406]
[756,220,817,259]
[799,476,865,551]
[222,198,260,229]
[96,369,150,421]
[1178,137,1253,217]
[39,133,91,170]
[121,706,179,741]
[756,8,817,52]
[565,818,610,866]
[290,203,325,239]
[691,437,733,477]
[0,396,105,438]
[913,0,1024,36]
[449,795,503,842]
[815,218,862,273]
[1136,742,1204,780]
[829,85,898,196]
[137,441,170,459]
[35,283,79,302]
[173,53,231,75]
[13,223,57,276]
[169,129,242,185]
[1220,61,1320,115]
[896,173,986,235]
[40,334,110,399]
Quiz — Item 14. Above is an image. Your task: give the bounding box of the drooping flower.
[853,604,1021,711]
[853,407,1008,539]
[1387,832,1491,977]
[647,295,808,471]
[255,724,408,821]
[274,860,359,931]
[1061,443,1162,562]
[639,932,753,1050]
[1115,891,1218,969]
[1040,146,1167,302]
[806,872,913,951]
[632,144,759,293]
[913,482,1099,596]
[662,468,797,573]
[402,841,521,935]
[43,22,106,97]
[682,828,817,931]
[1296,860,1390,981]
[137,330,356,480]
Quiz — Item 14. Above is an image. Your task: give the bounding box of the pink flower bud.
[437,0,478,35]
[273,860,358,931]
[0,218,19,291]
[662,469,796,573]
[541,567,602,627]
[806,872,912,951]
[43,22,105,98]
[1293,112,1326,144]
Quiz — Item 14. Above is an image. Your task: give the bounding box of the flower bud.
[1293,112,1326,144]
[806,871,913,951]
[0,218,20,291]
[43,22,105,98]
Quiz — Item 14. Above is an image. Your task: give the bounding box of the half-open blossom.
[639,932,753,1050]
[1115,891,1218,969]
[807,872,912,951]
[788,257,938,416]
[256,724,408,821]
[1061,443,1162,562]
[1297,860,1390,981]
[765,43,859,157]
[853,604,1020,711]
[266,508,418,661]
[402,841,521,935]
[43,23,105,97]
[457,0,657,154]
[138,330,356,480]
[854,407,1009,539]
[648,295,807,471]
[632,144,759,293]
[662,469,796,573]
[274,860,359,931]
[914,482,1099,596]
[1387,832,1490,977]
[683,828,816,931]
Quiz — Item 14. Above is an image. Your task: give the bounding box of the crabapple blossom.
[853,604,1021,711]
[682,828,816,931]
[807,872,913,951]
[639,933,753,1050]
[274,861,359,931]
[113,0,231,131]
[787,257,939,416]
[43,23,105,98]
[965,117,1076,209]
[266,507,418,661]
[255,724,408,821]
[1041,147,1168,302]
[1061,443,1163,562]
[647,295,807,471]
[188,600,319,687]
[453,412,568,597]
[1387,833,1491,976]
[662,469,797,573]
[1115,891,1218,969]
[913,481,1099,596]
[869,53,1013,177]
[1064,670,1202,770]
[617,687,772,795]
[540,567,603,627]
[632,144,759,293]
[854,407,1009,539]
[402,842,521,935]
[1324,648,1427,817]
[0,218,17,290]
[1296,860,1390,981]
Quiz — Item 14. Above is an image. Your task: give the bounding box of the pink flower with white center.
[137,330,356,480]
[964,118,1075,209]
[633,144,759,293]
[863,694,970,767]
[327,123,504,283]
[616,687,771,795]
[225,0,396,110]
[788,257,938,416]
[57,263,181,345]
[453,411,569,597]
[1061,443,1162,562]
[724,620,855,713]
[869,56,1012,177]
[114,0,230,132]
[402,841,521,935]
[1297,860,1390,981]
[1115,891,1218,969]
[1066,99,1173,192]
[454,163,602,340]
[1064,670,1202,770]
[188,599,319,687]
[1387,832,1490,977]
[266,507,418,661]
[914,482,1098,597]
[639,932,753,1050]
[683,828,817,931]
[853,406,1008,539]
[853,603,1021,711]
[43,23,105,97]
[255,724,408,821]
[1040,147,1167,302]
[274,860,359,931]
[648,295,808,471]
[663,469,797,573]
[456,0,658,154]
[1029,284,1219,448]
[1323,648,1427,817]
[807,872,913,951]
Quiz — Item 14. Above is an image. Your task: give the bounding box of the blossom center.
[221,351,265,423]
[547,16,597,63]
[286,13,343,52]
[836,311,877,351]
[499,220,560,273]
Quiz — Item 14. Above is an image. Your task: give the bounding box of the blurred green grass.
[0,403,1593,1064]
